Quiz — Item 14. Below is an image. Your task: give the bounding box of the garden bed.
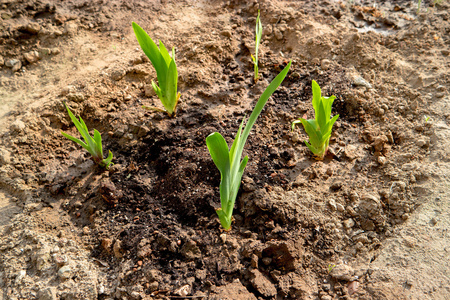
[0,0,449,299]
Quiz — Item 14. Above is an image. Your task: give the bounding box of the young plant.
[132,22,180,117]
[291,80,339,160]
[250,10,262,83]
[206,61,291,231]
[61,103,113,169]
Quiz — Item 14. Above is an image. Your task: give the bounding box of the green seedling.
[206,61,291,231]
[417,0,422,14]
[424,115,431,122]
[328,263,336,273]
[250,10,262,83]
[61,103,113,169]
[132,22,180,117]
[291,80,339,160]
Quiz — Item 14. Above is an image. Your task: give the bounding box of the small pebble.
[336,203,345,212]
[378,156,387,165]
[353,76,372,89]
[220,233,227,243]
[343,219,355,229]
[347,281,359,295]
[328,199,337,211]
[5,59,21,72]
[82,227,90,235]
[58,266,72,280]
[430,217,439,226]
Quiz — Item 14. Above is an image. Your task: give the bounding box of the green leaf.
[102,151,114,169]
[65,103,87,140]
[64,103,97,154]
[323,95,336,120]
[304,141,320,156]
[207,62,291,230]
[299,119,321,147]
[311,80,321,115]
[294,80,339,159]
[132,22,167,86]
[329,114,339,128]
[158,40,172,67]
[229,119,245,169]
[164,59,178,115]
[78,116,98,156]
[151,81,163,100]
[206,132,232,216]
[62,102,113,168]
[133,22,179,117]
[93,129,103,159]
[61,131,89,151]
[323,114,339,136]
[206,132,230,174]
[238,61,291,157]
[253,10,262,81]
[317,98,328,134]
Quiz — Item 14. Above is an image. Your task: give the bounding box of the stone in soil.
[210,279,257,300]
[249,269,277,297]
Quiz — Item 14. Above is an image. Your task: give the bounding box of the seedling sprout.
[206,62,291,231]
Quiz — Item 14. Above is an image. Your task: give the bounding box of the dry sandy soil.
[0,0,449,299]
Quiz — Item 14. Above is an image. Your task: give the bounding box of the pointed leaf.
[254,10,262,62]
[61,131,89,151]
[208,63,291,231]
[164,59,178,115]
[230,118,245,169]
[328,114,339,128]
[237,156,249,179]
[102,151,114,168]
[64,103,88,141]
[323,95,336,119]
[93,129,104,159]
[238,61,291,159]
[317,98,328,134]
[151,81,164,100]
[171,47,176,63]
[132,22,164,71]
[299,118,321,147]
[159,40,172,67]
[224,155,248,225]
[77,116,97,154]
[311,80,322,115]
[323,114,339,136]
[64,103,97,153]
[304,141,320,156]
[132,22,167,89]
[206,133,230,175]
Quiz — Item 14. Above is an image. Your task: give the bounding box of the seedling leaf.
[61,103,113,169]
[132,22,180,117]
[252,10,263,82]
[292,80,339,159]
[207,61,291,230]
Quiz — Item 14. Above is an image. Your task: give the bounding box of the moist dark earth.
[0,0,449,299]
